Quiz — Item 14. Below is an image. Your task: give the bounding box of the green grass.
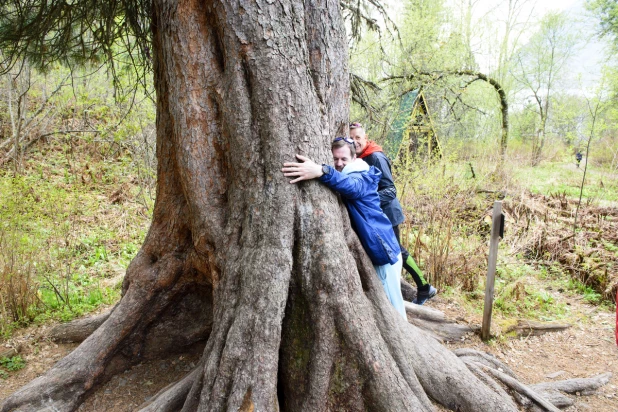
[0,139,152,338]
[463,264,570,321]
[513,160,618,203]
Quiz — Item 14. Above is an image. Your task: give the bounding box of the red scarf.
[359,140,383,158]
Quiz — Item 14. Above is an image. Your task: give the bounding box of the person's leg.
[374,254,406,320]
[392,225,437,305]
[392,225,429,290]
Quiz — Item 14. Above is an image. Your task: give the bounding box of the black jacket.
[361,151,405,226]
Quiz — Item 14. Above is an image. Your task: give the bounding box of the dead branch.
[504,320,571,338]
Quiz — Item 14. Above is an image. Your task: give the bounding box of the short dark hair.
[331,138,356,158]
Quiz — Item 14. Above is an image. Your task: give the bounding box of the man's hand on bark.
[282,154,323,184]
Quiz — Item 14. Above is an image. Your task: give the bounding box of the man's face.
[350,127,368,155]
[332,145,355,172]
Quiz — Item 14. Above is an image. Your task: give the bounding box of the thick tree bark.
[0,0,605,411]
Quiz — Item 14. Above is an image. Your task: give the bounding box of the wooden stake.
[481,201,502,341]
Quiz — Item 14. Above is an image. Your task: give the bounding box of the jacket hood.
[359,140,384,158]
[341,158,370,175]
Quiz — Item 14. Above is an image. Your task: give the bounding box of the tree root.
[400,278,417,301]
[47,310,112,343]
[452,348,518,378]
[455,349,612,410]
[480,363,561,412]
[405,303,479,342]
[530,372,612,395]
[139,365,203,411]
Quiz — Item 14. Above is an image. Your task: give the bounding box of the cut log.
[47,311,111,343]
[504,320,571,338]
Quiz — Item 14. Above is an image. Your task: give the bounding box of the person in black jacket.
[350,122,437,305]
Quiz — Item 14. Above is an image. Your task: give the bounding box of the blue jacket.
[361,151,405,227]
[319,159,401,266]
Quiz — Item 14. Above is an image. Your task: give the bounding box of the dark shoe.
[413,285,437,305]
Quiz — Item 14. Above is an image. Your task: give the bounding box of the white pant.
[374,254,406,320]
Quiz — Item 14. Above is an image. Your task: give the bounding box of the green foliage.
[0,355,25,372]
[0,0,151,87]
[0,170,129,335]
[488,265,569,320]
[567,277,603,304]
[396,156,499,291]
[588,0,618,52]
[0,60,154,338]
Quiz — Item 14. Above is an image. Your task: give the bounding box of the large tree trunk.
[0,1,585,411]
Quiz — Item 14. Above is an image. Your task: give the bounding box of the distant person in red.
[349,122,437,304]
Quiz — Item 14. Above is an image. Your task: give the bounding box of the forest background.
[0,0,617,381]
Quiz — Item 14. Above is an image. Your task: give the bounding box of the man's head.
[331,137,356,172]
[349,122,368,155]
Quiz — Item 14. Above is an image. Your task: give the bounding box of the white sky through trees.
[388,0,609,92]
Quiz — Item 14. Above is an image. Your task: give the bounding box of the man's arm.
[318,166,365,199]
[282,154,365,199]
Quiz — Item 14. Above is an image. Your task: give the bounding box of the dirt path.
[1,294,617,411]
[437,293,618,411]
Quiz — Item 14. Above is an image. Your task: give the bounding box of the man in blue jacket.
[282,137,407,319]
[350,122,437,305]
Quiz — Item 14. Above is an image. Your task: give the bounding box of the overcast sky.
[470,0,609,90]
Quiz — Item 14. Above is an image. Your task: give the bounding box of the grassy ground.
[396,147,617,326]
[513,158,618,203]
[0,138,152,340]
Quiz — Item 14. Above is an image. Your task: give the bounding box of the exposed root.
[404,301,446,322]
[530,372,612,395]
[400,278,418,301]
[478,363,561,412]
[456,349,612,410]
[139,366,202,411]
[405,303,479,342]
[453,348,518,378]
[47,310,112,343]
[461,359,518,404]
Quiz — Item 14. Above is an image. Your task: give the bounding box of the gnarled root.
[455,349,612,410]
[0,241,213,412]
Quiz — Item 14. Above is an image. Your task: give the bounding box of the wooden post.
[481,201,502,341]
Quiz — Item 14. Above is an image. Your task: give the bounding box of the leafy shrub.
[0,355,26,372]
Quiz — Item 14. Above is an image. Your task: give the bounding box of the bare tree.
[511,11,578,165]
[0,57,70,170]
